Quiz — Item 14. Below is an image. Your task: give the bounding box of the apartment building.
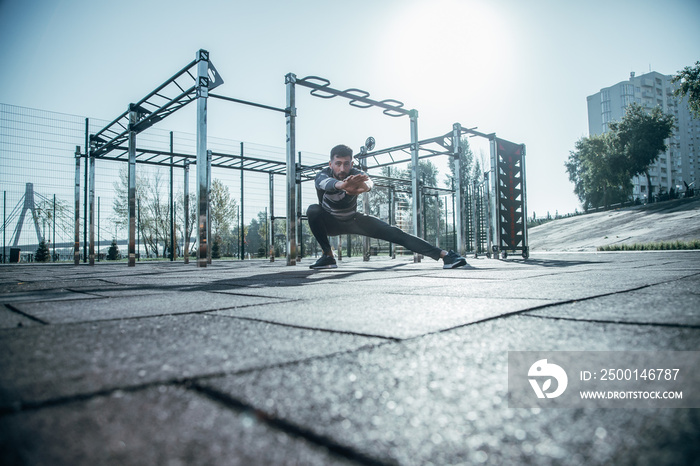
[587,71,699,200]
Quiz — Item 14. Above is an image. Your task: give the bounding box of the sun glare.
[377,0,513,110]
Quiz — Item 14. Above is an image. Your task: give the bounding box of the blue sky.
[1,0,699,218]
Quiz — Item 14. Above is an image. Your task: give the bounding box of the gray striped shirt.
[315,167,369,221]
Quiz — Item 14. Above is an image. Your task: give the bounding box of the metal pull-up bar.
[208,93,288,114]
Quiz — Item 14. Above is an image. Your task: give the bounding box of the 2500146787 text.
[581,368,680,382]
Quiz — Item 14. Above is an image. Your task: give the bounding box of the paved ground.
[0,251,699,465]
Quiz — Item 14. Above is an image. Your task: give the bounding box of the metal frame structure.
[74,49,527,267]
[81,50,291,267]
[86,50,224,266]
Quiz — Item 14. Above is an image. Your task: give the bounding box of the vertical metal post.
[74,146,80,265]
[362,163,370,261]
[207,149,212,264]
[83,119,89,263]
[269,173,274,261]
[521,144,529,258]
[88,146,95,265]
[241,143,245,260]
[435,195,440,249]
[452,180,460,251]
[2,190,6,263]
[421,184,426,247]
[2,191,5,262]
[52,194,56,261]
[97,196,100,262]
[409,109,420,262]
[127,106,137,266]
[170,132,175,261]
[196,50,209,268]
[488,137,498,257]
[451,188,456,251]
[472,180,479,255]
[296,151,303,260]
[444,195,449,250]
[285,73,297,266]
[2,191,5,263]
[183,160,190,264]
[389,188,395,258]
[452,123,464,255]
[137,198,140,260]
[294,151,304,261]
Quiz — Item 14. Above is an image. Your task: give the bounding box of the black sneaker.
[442,250,467,269]
[309,255,338,269]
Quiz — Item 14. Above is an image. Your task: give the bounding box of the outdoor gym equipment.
[75,49,527,267]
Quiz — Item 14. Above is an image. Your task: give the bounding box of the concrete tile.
[0,305,41,329]
[200,316,700,465]
[0,278,114,294]
[0,290,98,304]
[212,294,554,339]
[526,287,700,326]
[0,313,385,410]
[10,291,288,324]
[0,385,356,466]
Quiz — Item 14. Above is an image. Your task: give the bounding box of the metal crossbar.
[354,134,454,169]
[209,93,288,114]
[95,147,287,174]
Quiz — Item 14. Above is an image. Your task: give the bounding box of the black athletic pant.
[306,204,442,260]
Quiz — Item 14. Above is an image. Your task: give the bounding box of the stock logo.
[528,359,568,399]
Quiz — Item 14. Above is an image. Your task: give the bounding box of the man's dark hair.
[330,144,353,161]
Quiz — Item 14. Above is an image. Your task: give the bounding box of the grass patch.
[598,240,700,251]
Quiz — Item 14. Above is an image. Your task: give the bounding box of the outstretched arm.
[336,174,373,195]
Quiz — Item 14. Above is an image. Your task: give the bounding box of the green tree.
[143,171,169,258]
[608,103,675,201]
[272,219,287,257]
[107,239,120,260]
[446,137,475,250]
[255,211,270,256]
[672,61,700,118]
[246,217,261,257]
[210,179,237,241]
[565,133,631,210]
[368,160,445,252]
[35,239,50,262]
[415,160,442,243]
[34,197,71,245]
[177,190,196,257]
[211,235,221,259]
[246,211,274,258]
[113,167,164,258]
[445,136,475,191]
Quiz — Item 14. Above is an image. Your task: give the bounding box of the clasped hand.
[336,174,370,195]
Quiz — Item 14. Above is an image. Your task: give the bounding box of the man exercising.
[307,144,467,269]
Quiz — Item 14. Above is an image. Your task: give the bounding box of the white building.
[587,71,699,201]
